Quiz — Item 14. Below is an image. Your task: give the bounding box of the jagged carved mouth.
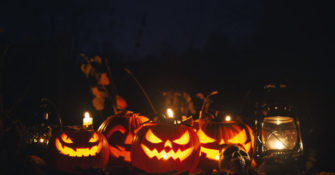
[141,144,193,162]
[109,145,131,162]
[55,138,102,157]
[200,147,220,161]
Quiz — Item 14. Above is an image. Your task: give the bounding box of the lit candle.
[273,140,285,149]
[225,115,231,121]
[167,108,174,118]
[216,155,220,161]
[83,111,93,128]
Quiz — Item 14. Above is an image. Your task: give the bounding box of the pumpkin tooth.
[140,144,194,161]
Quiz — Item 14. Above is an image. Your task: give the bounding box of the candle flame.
[216,155,220,160]
[276,119,281,125]
[84,112,90,118]
[167,108,174,118]
[225,115,231,121]
[273,140,284,149]
[83,111,93,128]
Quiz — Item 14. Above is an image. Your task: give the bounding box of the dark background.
[1,0,334,173]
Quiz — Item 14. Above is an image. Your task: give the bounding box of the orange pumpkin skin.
[46,126,109,174]
[97,111,148,166]
[131,123,201,173]
[195,120,255,170]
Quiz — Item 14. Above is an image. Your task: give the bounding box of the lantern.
[254,83,303,162]
[46,126,110,174]
[255,109,303,160]
[97,111,148,165]
[131,122,201,173]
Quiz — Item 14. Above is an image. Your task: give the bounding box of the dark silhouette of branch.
[124,68,157,114]
[104,58,118,114]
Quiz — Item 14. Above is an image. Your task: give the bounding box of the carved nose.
[164,140,172,148]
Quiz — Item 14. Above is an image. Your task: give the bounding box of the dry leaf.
[98,73,110,86]
[92,97,105,111]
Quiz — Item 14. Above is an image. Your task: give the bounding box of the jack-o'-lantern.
[97,111,148,165]
[46,126,109,174]
[195,119,255,170]
[131,122,201,173]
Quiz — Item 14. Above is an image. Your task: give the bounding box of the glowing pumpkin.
[46,126,109,174]
[131,123,201,173]
[195,120,255,170]
[97,111,148,166]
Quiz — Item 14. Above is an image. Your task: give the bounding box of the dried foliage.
[162,91,196,117]
[80,54,123,113]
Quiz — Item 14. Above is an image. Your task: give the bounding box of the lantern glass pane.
[262,116,297,151]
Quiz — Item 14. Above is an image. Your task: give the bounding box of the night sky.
[1,0,334,172]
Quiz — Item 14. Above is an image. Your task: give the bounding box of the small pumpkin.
[97,111,148,165]
[46,126,109,174]
[131,122,201,173]
[195,119,255,170]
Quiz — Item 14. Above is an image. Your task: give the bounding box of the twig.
[199,90,218,119]
[104,58,118,114]
[124,68,157,114]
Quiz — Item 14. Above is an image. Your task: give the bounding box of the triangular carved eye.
[61,133,73,144]
[145,129,162,143]
[89,133,99,143]
[228,129,247,144]
[197,129,216,144]
[173,131,190,145]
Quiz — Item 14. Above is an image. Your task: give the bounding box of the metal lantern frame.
[255,111,303,162]
[254,83,303,163]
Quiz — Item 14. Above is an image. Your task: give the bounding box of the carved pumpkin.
[131,122,201,173]
[97,111,148,165]
[46,126,109,174]
[195,120,255,170]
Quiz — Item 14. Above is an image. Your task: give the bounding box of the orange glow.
[55,138,102,157]
[164,140,172,148]
[107,125,126,137]
[146,129,163,143]
[141,144,193,161]
[166,108,174,118]
[83,112,93,128]
[219,139,225,145]
[124,132,134,145]
[197,129,216,144]
[110,145,131,162]
[200,147,220,161]
[173,131,190,145]
[243,142,251,152]
[89,133,99,143]
[61,133,73,144]
[227,129,247,144]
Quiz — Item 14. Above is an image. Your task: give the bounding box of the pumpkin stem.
[199,90,218,119]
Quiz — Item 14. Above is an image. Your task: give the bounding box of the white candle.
[167,108,174,118]
[83,112,93,128]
